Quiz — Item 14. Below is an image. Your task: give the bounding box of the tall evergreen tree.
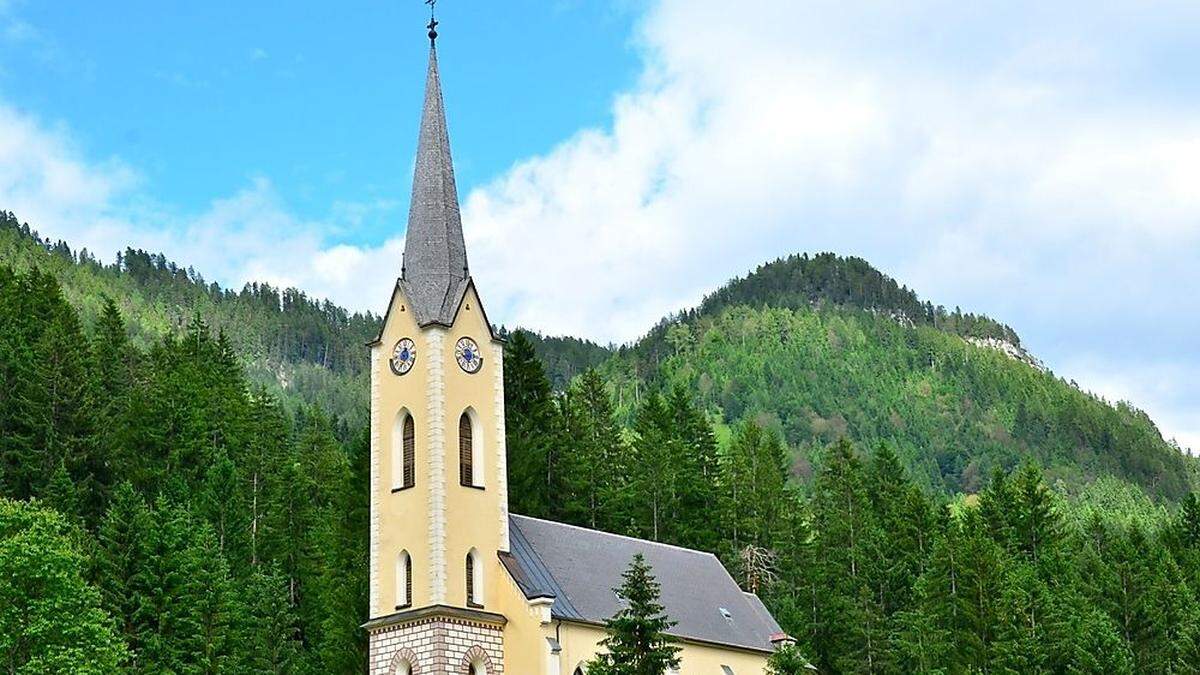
[627,393,678,542]
[560,369,626,531]
[809,438,884,673]
[585,554,682,675]
[666,385,722,552]
[503,330,559,518]
[238,565,303,674]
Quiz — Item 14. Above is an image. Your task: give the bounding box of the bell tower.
[366,14,509,675]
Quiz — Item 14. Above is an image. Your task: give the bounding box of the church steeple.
[401,41,469,327]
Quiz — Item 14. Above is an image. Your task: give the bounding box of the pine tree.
[628,393,677,542]
[722,420,793,557]
[94,483,149,663]
[0,269,98,503]
[585,553,682,675]
[809,438,884,673]
[503,330,559,518]
[865,444,934,618]
[560,369,625,531]
[130,498,209,672]
[237,565,303,674]
[1009,462,1061,570]
[89,296,138,507]
[191,526,237,674]
[198,449,249,564]
[922,509,1015,672]
[666,385,722,552]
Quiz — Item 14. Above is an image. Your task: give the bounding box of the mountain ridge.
[2,208,1192,501]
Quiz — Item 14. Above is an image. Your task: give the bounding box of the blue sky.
[1,0,641,245]
[1,0,1198,452]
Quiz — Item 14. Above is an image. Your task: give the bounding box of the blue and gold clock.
[455,337,482,374]
[390,338,416,376]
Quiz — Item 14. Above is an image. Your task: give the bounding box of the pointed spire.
[401,42,470,325]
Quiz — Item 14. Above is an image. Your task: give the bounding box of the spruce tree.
[560,369,625,531]
[628,393,677,542]
[809,438,884,673]
[666,385,722,552]
[503,330,559,518]
[238,565,303,673]
[767,643,813,675]
[585,554,681,675]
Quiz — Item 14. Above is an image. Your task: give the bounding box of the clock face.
[455,337,483,374]
[390,338,417,376]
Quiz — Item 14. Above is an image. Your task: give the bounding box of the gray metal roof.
[506,515,783,653]
[401,46,468,327]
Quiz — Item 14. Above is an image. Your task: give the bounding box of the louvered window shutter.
[403,416,415,489]
[405,554,413,607]
[459,414,473,486]
[466,553,475,605]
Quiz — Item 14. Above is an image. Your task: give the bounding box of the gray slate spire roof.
[400,46,470,327]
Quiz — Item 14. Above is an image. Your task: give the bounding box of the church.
[364,20,789,675]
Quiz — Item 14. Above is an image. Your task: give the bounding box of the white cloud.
[456,0,1200,443]
[1,0,1197,449]
[461,0,1200,348]
[0,103,398,313]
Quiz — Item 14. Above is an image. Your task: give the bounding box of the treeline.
[598,304,1194,501]
[0,211,376,425]
[0,266,367,672]
[498,326,613,392]
[504,330,1200,672]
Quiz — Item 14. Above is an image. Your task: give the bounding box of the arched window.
[392,411,415,491]
[387,649,419,675]
[396,550,412,609]
[466,548,483,607]
[459,411,482,487]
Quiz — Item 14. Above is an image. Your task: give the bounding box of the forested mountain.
[0,211,375,426]
[597,303,1192,501]
[4,208,1200,671]
[2,209,1191,500]
[697,253,1021,344]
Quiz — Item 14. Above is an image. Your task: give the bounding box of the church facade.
[365,36,788,675]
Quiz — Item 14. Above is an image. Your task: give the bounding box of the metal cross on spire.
[425,0,439,45]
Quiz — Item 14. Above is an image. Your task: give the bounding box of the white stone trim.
[368,617,505,675]
[425,328,448,605]
[491,342,510,552]
[370,346,382,616]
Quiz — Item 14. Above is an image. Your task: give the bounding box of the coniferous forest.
[3,209,1200,673]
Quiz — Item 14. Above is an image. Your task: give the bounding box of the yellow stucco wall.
[371,283,507,618]
[555,621,772,675]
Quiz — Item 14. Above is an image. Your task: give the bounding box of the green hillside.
[0,211,374,427]
[2,209,1192,501]
[602,303,1192,500]
[5,208,1200,672]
